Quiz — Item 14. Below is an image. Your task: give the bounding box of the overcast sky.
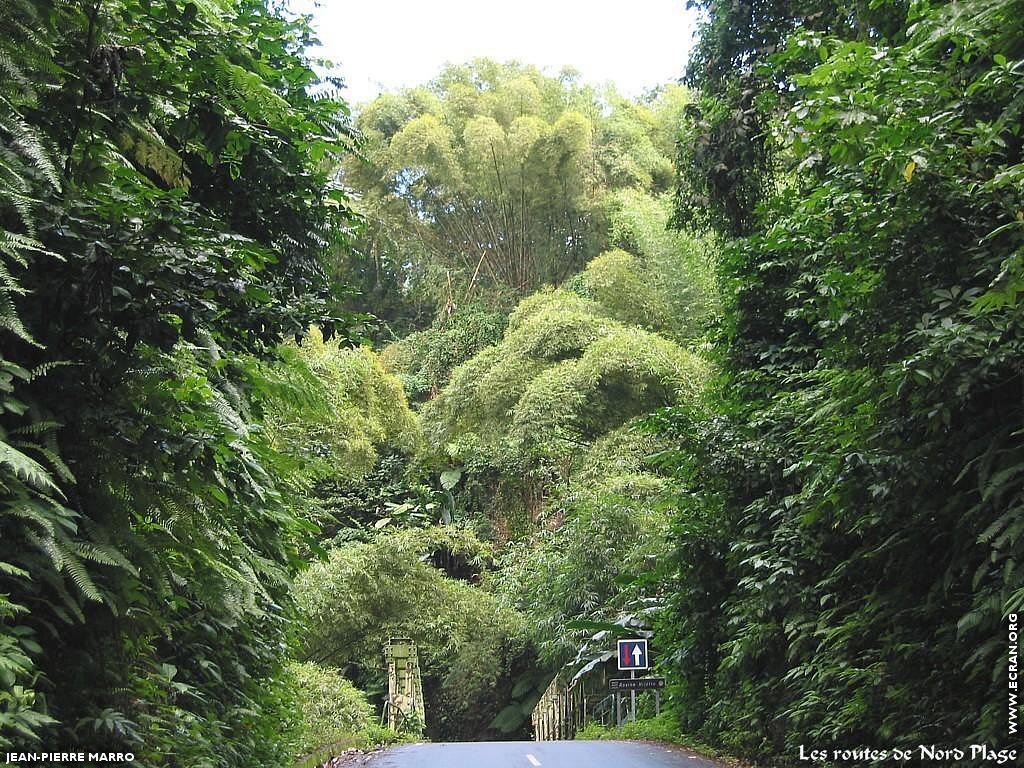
[296,0,699,106]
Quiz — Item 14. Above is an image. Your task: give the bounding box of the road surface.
[362,740,722,768]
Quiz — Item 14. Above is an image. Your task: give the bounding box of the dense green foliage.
[285,661,413,766]
[656,0,1024,759]
[291,113,720,746]
[381,304,508,402]
[394,195,715,684]
[0,0,363,763]
[5,0,1018,761]
[340,65,690,333]
[418,255,710,537]
[285,662,375,755]
[424,285,707,470]
[295,526,542,740]
[490,431,671,666]
[257,327,421,532]
[603,189,718,338]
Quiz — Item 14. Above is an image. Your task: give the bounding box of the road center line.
[526,754,542,767]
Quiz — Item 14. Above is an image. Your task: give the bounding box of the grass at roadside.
[293,725,419,768]
[577,712,748,767]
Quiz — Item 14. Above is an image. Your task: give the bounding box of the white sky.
[295,0,699,106]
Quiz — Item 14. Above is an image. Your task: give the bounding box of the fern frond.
[1006,587,1024,616]
[1,498,58,537]
[28,360,74,381]
[0,256,28,292]
[10,420,62,436]
[0,560,30,579]
[210,388,247,434]
[0,440,60,494]
[0,594,28,615]
[0,229,60,263]
[66,541,138,576]
[12,440,74,485]
[212,59,295,127]
[0,144,31,193]
[5,112,58,189]
[0,292,37,345]
[23,529,62,572]
[118,117,190,190]
[0,51,32,94]
[45,576,86,623]
[53,540,103,602]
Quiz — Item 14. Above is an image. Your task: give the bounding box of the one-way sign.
[617,638,649,670]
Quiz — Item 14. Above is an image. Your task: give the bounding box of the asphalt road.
[363,740,722,768]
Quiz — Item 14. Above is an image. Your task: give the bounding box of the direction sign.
[609,677,665,692]
[617,638,649,670]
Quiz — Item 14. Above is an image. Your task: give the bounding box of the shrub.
[287,662,375,756]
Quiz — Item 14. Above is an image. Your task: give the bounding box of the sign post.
[616,639,652,726]
[630,669,636,723]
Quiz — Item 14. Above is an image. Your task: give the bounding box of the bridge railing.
[531,674,589,741]
[532,673,660,739]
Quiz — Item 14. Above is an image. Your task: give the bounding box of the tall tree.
[342,62,687,333]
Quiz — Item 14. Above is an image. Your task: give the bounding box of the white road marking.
[526,754,542,767]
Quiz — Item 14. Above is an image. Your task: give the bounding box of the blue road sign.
[617,638,649,670]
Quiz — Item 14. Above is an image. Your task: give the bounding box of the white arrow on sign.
[618,638,649,670]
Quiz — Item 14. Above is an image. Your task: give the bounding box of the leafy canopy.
[341,61,691,329]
